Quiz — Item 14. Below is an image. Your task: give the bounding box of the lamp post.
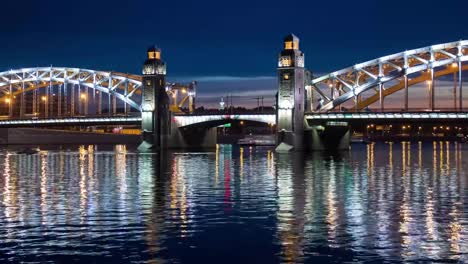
[5,98,11,117]
[80,93,87,115]
[41,96,47,118]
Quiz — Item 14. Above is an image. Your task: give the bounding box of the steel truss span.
[309,40,468,112]
[0,67,197,119]
[0,67,143,113]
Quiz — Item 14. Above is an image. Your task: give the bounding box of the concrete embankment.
[0,128,140,145]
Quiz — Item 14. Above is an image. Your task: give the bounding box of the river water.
[0,142,467,263]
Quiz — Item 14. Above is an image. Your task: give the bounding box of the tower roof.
[284,34,299,42]
[147,46,161,53]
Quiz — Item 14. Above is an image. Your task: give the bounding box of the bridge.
[0,37,466,151]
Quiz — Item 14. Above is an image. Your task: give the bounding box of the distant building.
[219,97,225,110]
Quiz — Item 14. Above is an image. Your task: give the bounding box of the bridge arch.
[309,40,468,112]
[0,67,143,111]
[173,114,276,128]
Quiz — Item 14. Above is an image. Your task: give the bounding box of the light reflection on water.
[0,142,466,263]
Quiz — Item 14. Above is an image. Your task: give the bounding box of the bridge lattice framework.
[0,67,196,119]
[308,40,468,113]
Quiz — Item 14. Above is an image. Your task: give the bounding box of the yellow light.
[240,121,244,125]
[80,93,87,100]
[418,126,422,130]
[41,96,47,101]
[402,126,406,129]
[182,89,187,94]
[452,63,458,68]
[446,127,450,130]
[5,98,10,103]
[427,80,432,85]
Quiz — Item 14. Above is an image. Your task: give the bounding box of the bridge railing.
[317,108,468,114]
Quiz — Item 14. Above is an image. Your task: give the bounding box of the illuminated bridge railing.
[306,112,468,120]
[0,116,142,127]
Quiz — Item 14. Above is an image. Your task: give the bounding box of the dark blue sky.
[1,0,467,76]
[1,0,467,107]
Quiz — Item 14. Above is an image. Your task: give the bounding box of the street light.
[41,96,47,102]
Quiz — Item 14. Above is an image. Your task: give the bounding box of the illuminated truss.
[308,40,468,112]
[0,67,198,118]
[0,67,143,110]
[166,82,197,113]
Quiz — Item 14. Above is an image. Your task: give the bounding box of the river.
[0,142,466,263]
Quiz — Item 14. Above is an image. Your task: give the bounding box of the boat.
[17,148,40,155]
[237,135,275,146]
[350,136,370,144]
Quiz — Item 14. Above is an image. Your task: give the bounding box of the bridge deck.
[306,112,468,121]
[0,117,142,127]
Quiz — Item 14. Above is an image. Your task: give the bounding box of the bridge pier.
[304,122,351,151]
[275,34,305,152]
[167,125,217,149]
[274,34,353,152]
[138,47,171,152]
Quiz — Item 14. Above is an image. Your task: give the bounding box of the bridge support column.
[459,60,463,111]
[275,34,305,152]
[304,120,351,151]
[138,47,171,152]
[404,75,409,111]
[167,125,217,149]
[379,83,384,112]
[429,68,435,111]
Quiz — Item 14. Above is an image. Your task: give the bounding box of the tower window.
[284,41,299,50]
[148,51,161,60]
[279,56,291,67]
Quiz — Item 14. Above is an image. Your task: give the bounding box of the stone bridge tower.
[138,46,171,151]
[276,34,305,152]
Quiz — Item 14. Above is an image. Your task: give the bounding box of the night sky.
[1,0,467,107]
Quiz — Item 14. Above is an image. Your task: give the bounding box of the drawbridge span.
[308,40,468,112]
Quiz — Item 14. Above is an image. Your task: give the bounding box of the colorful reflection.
[0,143,465,263]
